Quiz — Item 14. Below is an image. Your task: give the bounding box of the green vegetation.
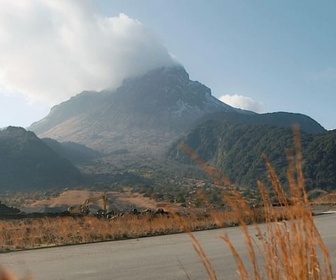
[200,111,326,134]
[0,129,335,279]
[168,121,336,191]
[187,130,334,279]
[2,120,334,201]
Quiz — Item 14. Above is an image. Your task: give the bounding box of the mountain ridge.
[198,111,326,134]
[29,66,325,161]
[1,65,334,192]
[168,120,335,191]
[0,126,82,191]
[29,66,249,157]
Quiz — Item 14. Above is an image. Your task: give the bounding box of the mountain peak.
[142,65,190,83]
[1,126,36,140]
[28,65,326,164]
[29,66,241,157]
[108,65,238,116]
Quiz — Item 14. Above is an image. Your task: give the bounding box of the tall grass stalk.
[181,127,334,279]
[1,129,334,280]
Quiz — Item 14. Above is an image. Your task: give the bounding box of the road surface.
[1,214,335,279]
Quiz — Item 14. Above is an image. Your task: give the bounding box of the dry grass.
[1,128,334,280]
[0,210,242,252]
[181,127,334,279]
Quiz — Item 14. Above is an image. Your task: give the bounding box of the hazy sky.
[0,1,335,130]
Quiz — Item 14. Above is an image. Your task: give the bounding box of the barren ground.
[24,190,161,212]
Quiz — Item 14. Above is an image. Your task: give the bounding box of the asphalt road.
[1,214,336,280]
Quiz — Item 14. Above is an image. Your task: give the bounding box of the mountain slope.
[42,138,101,165]
[168,121,335,191]
[29,66,246,157]
[304,130,336,190]
[29,66,326,163]
[0,127,82,192]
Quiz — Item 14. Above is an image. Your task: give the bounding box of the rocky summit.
[29,66,245,159]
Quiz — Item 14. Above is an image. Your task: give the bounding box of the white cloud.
[0,0,177,105]
[219,94,263,113]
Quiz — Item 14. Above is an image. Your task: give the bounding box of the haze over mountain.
[1,1,335,130]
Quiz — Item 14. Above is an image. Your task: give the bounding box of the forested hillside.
[168,121,336,191]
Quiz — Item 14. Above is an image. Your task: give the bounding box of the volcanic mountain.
[29,66,246,158]
[29,66,325,163]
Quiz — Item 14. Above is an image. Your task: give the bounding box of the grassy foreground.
[182,129,334,279]
[0,210,241,252]
[1,129,334,279]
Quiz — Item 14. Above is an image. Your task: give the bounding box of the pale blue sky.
[0,1,335,130]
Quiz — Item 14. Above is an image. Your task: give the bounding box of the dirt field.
[24,190,161,212]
